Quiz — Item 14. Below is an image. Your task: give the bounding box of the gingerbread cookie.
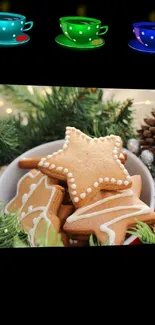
[5,170,65,247]
[18,152,127,170]
[63,175,155,245]
[37,127,132,208]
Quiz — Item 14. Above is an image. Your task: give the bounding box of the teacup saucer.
[0,33,30,47]
[55,34,105,50]
[128,39,155,54]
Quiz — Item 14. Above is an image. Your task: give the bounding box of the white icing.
[124,181,129,186]
[58,149,63,153]
[64,168,68,173]
[99,178,103,183]
[72,191,77,195]
[114,155,118,159]
[5,171,41,214]
[44,162,50,168]
[119,153,124,159]
[21,212,25,219]
[38,160,44,166]
[66,188,151,245]
[71,184,76,189]
[111,178,116,183]
[74,197,79,203]
[68,173,73,177]
[126,176,131,181]
[41,158,46,162]
[117,180,122,185]
[47,154,53,158]
[99,225,116,245]
[94,182,99,188]
[104,177,109,182]
[50,164,55,169]
[123,170,128,175]
[30,184,37,191]
[53,152,57,155]
[56,166,63,171]
[28,205,33,212]
[22,193,28,204]
[87,188,92,193]
[63,144,68,149]
[69,178,75,183]
[116,159,121,164]
[80,193,86,199]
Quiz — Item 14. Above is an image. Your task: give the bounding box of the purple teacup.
[133,22,155,48]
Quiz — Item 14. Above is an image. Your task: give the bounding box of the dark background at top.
[1,0,155,88]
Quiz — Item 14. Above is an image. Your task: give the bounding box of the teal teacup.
[0,12,33,41]
[60,16,108,44]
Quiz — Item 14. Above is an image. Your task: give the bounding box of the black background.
[0,0,155,88]
[1,1,155,273]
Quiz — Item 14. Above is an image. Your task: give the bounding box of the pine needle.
[128,220,155,244]
[0,87,136,166]
[89,234,109,246]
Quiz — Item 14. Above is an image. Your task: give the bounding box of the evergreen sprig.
[0,86,136,166]
[128,220,155,244]
[0,201,29,248]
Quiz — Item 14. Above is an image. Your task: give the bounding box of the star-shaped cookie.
[63,175,155,245]
[38,127,132,208]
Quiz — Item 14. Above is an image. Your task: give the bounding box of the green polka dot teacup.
[0,12,33,41]
[60,16,108,44]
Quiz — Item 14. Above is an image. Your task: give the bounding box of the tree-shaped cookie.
[5,170,65,246]
[37,126,132,208]
[63,175,155,245]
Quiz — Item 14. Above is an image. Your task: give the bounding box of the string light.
[0,100,4,107]
[145,100,151,105]
[27,85,34,95]
[6,108,12,114]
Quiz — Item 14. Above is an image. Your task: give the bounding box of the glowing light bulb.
[145,100,151,105]
[6,108,12,114]
[0,100,4,107]
[27,85,34,95]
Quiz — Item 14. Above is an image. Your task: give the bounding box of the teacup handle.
[98,25,109,35]
[23,21,34,32]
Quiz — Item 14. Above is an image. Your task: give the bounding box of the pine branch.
[0,118,20,165]
[0,84,42,112]
[128,220,155,244]
[0,87,136,165]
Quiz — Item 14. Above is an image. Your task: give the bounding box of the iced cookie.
[5,170,65,247]
[63,175,155,245]
[37,127,132,208]
[18,152,127,169]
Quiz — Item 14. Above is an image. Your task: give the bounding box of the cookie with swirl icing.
[63,175,155,245]
[5,169,65,247]
[36,126,132,208]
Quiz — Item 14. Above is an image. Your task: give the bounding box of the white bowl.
[0,140,154,245]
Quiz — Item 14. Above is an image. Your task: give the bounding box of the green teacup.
[60,16,108,44]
